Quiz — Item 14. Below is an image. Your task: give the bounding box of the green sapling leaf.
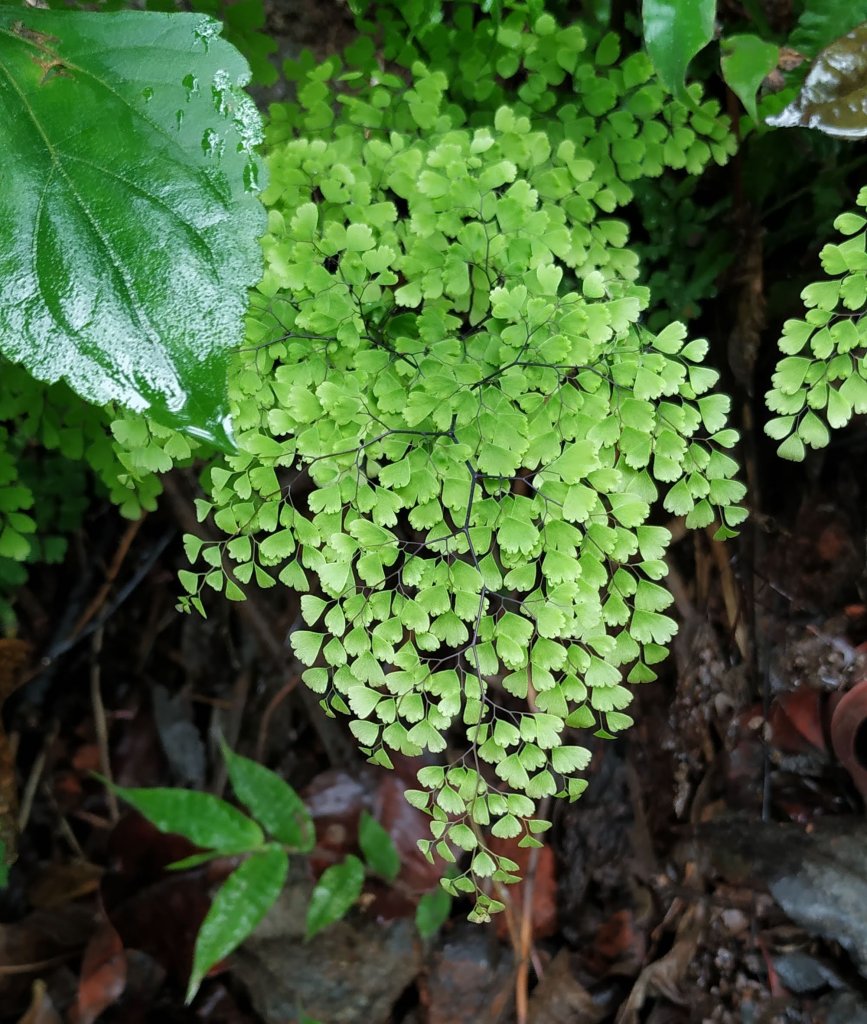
[306,855,366,940]
[110,784,263,851]
[187,846,288,1002]
[358,810,400,881]
[220,742,315,852]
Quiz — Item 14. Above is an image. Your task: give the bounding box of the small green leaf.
[416,885,452,938]
[306,855,365,939]
[642,0,715,100]
[111,784,263,850]
[358,810,400,881]
[187,846,288,1003]
[221,742,315,852]
[720,35,779,123]
[778,432,806,461]
[291,630,325,665]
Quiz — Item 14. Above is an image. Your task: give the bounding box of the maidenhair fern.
[0,359,167,622]
[170,8,745,915]
[767,186,867,460]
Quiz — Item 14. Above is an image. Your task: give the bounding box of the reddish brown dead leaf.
[75,917,127,1024]
[768,688,828,755]
[376,773,443,893]
[421,928,514,1024]
[588,909,646,974]
[70,744,102,777]
[0,905,95,1011]
[102,813,234,985]
[106,812,201,887]
[489,837,557,941]
[305,766,444,905]
[304,769,367,874]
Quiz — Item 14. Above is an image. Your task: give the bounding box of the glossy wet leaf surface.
[0,7,266,448]
[768,23,867,138]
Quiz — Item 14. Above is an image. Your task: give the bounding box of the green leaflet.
[221,741,315,851]
[788,0,867,58]
[416,885,452,937]
[641,0,716,101]
[306,855,366,940]
[358,811,400,881]
[129,5,742,908]
[111,783,264,850]
[187,846,288,1002]
[0,7,265,448]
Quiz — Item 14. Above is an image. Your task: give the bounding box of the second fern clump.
[767,186,867,460]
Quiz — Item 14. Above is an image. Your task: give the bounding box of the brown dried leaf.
[616,903,705,1024]
[527,950,608,1024]
[76,919,127,1024]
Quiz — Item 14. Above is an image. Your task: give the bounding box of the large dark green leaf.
[0,8,266,449]
[768,24,867,138]
[642,0,716,100]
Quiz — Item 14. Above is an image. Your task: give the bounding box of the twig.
[212,669,252,797]
[41,782,86,860]
[90,627,118,823]
[17,720,58,832]
[706,527,751,663]
[515,796,551,1024]
[0,953,77,976]
[255,674,301,762]
[20,529,174,690]
[71,517,146,638]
